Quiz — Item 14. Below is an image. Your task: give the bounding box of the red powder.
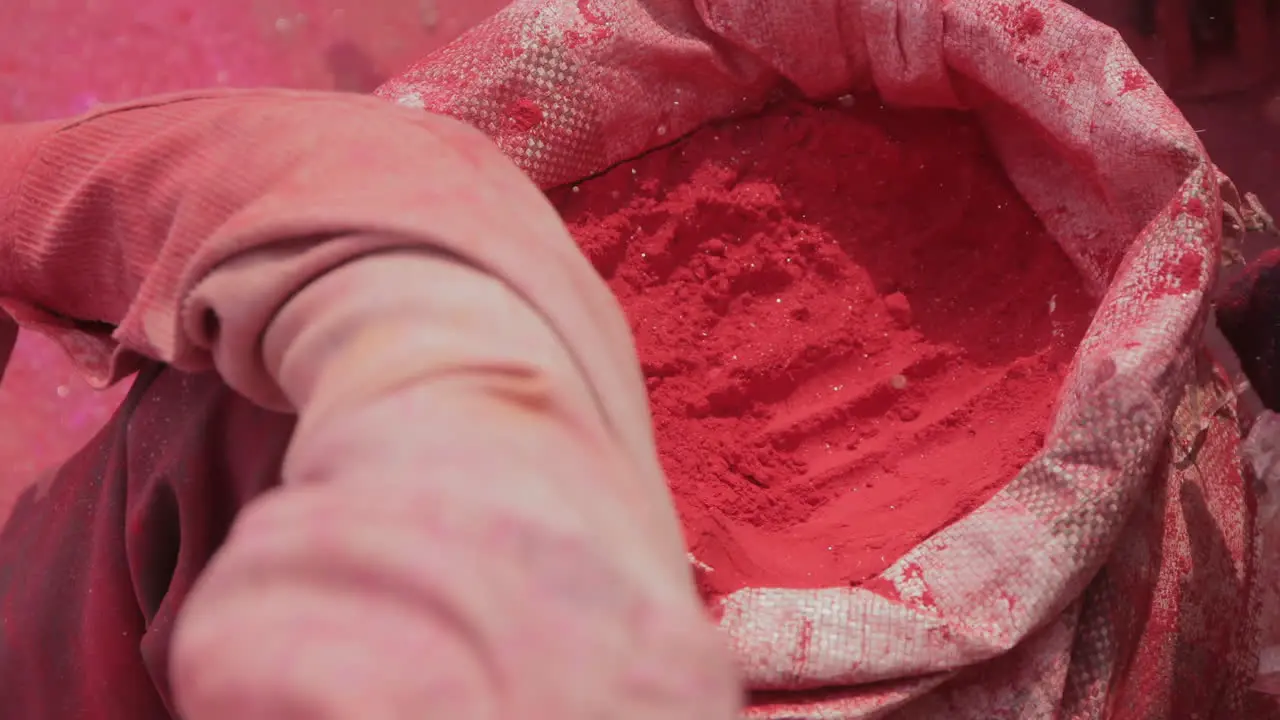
[998,3,1046,42]
[577,0,607,25]
[1121,68,1150,94]
[1159,251,1204,298]
[506,98,543,133]
[1179,196,1207,219]
[550,99,1094,598]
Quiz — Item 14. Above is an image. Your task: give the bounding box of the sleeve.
[0,89,651,442]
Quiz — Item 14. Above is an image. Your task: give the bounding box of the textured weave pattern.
[376,1,1255,716]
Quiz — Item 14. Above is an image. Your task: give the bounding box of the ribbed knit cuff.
[0,120,57,236]
[0,120,58,382]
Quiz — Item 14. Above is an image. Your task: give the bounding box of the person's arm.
[170,251,739,719]
[0,90,622,410]
[0,89,737,718]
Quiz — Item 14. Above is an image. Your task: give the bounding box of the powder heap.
[549,98,1094,599]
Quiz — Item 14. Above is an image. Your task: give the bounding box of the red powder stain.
[577,0,606,25]
[1155,251,1204,298]
[795,617,814,661]
[902,562,937,609]
[1121,68,1150,95]
[563,26,613,48]
[1039,59,1059,81]
[1178,196,1208,219]
[564,0,613,47]
[505,98,543,133]
[498,31,526,60]
[551,100,1093,598]
[1199,170,1218,200]
[1038,54,1077,86]
[856,563,938,609]
[859,575,902,602]
[999,2,1046,42]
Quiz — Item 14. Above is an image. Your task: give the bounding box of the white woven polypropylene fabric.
[377,1,1257,717]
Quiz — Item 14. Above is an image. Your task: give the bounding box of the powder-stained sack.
[549,100,1101,602]
[377,1,1257,717]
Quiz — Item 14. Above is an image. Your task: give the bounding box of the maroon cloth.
[0,365,292,717]
[1217,248,1280,412]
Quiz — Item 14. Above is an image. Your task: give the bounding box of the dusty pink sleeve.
[0,90,640,423]
[0,89,675,538]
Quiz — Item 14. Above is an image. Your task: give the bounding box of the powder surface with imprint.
[550,98,1094,598]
